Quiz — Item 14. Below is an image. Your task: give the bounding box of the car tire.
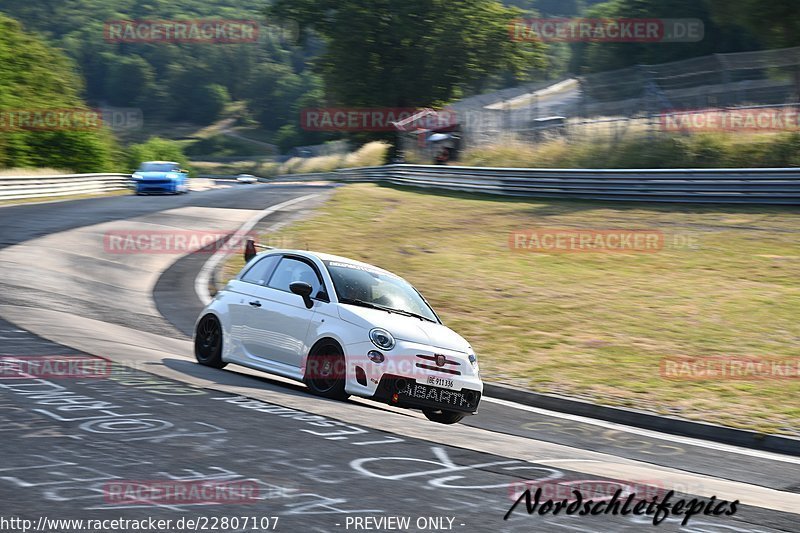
[304,342,350,400]
[422,409,465,425]
[195,314,227,369]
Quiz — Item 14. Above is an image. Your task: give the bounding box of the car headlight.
[132,173,142,179]
[166,173,178,179]
[369,328,395,350]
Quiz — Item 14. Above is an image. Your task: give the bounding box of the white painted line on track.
[194,193,322,306]
[483,396,800,465]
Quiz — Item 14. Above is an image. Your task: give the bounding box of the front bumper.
[135,180,179,193]
[343,340,483,414]
[371,374,481,413]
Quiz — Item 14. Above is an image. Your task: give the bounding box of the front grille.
[415,354,461,376]
[372,374,480,413]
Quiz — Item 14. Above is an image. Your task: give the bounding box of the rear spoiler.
[244,239,273,262]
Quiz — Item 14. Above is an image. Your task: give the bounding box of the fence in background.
[442,46,800,150]
[580,47,800,116]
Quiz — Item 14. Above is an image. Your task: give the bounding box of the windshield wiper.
[338,298,383,311]
[386,307,437,323]
[339,298,436,323]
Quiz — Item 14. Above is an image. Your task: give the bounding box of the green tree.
[1,0,316,141]
[166,64,231,123]
[191,84,231,123]
[0,14,117,171]
[105,55,155,106]
[570,0,759,74]
[126,137,191,173]
[244,63,316,131]
[708,0,800,48]
[270,0,545,107]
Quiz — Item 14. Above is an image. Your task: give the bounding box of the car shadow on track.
[160,357,417,418]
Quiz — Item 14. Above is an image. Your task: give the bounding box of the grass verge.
[277,142,389,174]
[461,132,800,169]
[190,141,389,178]
[222,183,800,435]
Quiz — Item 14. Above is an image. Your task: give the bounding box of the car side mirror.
[289,281,314,309]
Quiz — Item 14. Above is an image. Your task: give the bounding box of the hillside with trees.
[0,0,318,140]
[0,0,797,171]
[0,14,117,172]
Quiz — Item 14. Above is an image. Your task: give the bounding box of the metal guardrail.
[326,165,800,204]
[0,173,130,201]
[4,167,799,204]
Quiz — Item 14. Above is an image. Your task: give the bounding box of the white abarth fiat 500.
[194,248,482,424]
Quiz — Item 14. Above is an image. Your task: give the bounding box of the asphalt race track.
[0,183,797,532]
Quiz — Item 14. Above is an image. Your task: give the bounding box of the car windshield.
[138,163,179,172]
[324,261,438,323]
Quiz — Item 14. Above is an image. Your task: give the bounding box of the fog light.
[391,393,399,403]
[367,350,385,363]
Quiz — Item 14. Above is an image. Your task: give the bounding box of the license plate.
[427,376,455,389]
[398,382,474,410]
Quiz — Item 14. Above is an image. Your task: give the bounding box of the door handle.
[249,301,262,308]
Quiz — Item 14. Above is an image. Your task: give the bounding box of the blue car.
[132,161,190,195]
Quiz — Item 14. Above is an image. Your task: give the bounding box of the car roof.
[141,161,180,165]
[258,249,397,277]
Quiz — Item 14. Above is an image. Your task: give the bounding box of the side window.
[240,255,280,285]
[268,257,322,296]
